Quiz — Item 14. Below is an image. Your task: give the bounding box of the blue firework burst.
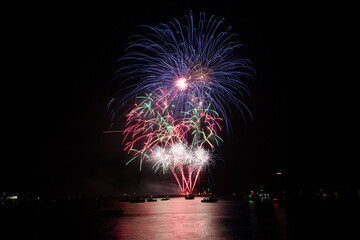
[109,10,254,132]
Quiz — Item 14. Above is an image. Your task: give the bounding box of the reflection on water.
[101,197,288,240]
[4,197,358,239]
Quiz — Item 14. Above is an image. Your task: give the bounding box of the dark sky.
[3,2,355,196]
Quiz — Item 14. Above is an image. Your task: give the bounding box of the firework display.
[109,11,253,193]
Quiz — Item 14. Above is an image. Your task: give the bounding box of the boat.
[161,197,170,201]
[129,198,145,203]
[201,197,218,203]
[146,198,157,202]
[185,195,195,200]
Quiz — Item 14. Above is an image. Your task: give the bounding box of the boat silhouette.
[185,195,195,200]
[201,197,218,202]
[146,197,157,202]
[129,198,145,203]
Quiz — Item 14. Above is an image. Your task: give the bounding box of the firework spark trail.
[109,11,253,193]
[122,92,221,162]
[109,11,254,132]
[148,143,213,193]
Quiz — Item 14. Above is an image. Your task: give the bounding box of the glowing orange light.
[175,77,187,90]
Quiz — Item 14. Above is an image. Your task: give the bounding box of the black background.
[2,1,356,197]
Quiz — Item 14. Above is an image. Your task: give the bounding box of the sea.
[2,196,359,239]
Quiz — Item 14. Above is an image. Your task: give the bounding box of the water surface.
[3,197,358,239]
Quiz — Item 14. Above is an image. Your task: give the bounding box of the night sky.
[3,2,355,197]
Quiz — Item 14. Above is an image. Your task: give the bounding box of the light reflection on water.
[101,197,287,240]
[5,197,357,239]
